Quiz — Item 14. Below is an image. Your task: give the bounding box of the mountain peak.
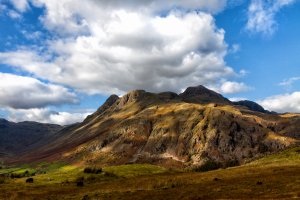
[118,90,146,106]
[94,94,119,116]
[0,118,8,123]
[105,94,120,105]
[180,85,231,104]
[181,85,209,94]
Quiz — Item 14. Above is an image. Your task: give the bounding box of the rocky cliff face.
[6,86,299,169]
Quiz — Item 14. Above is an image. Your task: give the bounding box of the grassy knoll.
[0,147,299,199]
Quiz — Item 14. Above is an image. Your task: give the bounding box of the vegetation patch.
[25,178,33,183]
[36,161,67,172]
[83,167,102,174]
[103,164,167,177]
[192,160,222,172]
[7,168,37,178]
[225,159,239,168]
[248,146,300,167]
[76,176,84,187]
[0,176,5,184]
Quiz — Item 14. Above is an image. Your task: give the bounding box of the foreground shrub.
[0,176,5,184]
[83,167,102,174]
[10,173,23,179]
[76,176,84,187]
[77,181,84,187]
[26,178,33,183]
[192,160,222,172]
[225,159,239,168]
[10,170,36,179]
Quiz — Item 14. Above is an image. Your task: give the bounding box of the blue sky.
[0,0,299,124]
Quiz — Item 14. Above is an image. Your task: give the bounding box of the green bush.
[10,170,36,179]
[225,159,239,168]
[25,178,33,183]
[10,173,23,178]
[192,160,222,172]
[0,176,5,184]
[83,167,102,174]
[76,176,84,187]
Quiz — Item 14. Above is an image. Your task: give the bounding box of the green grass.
[0,147,299,199]
[247,146,300,167]
[36,161,67,172]
[0,167,22,174]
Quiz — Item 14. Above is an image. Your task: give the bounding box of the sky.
[0,0,299,125]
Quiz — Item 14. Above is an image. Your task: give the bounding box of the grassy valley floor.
[0,147,300,200]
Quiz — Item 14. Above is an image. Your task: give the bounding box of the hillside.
[5,85,299,169]
[233,100,270,113]
[0,119,62,159]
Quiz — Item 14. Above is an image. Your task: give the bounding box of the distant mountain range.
[1,85,299,169]
[0,119,62,158]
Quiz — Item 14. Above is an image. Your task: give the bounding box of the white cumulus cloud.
[0,0,259,124]
[219,81,251,94]
[10,0,29,12]
[246,0,296,36]
[258,92,300,113]
[0,0,250,95]
[6,108,91,125]
[0,73,77,109]
[7,9,22,19]
[279,77,300,87]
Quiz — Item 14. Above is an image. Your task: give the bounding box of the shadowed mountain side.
[3,86,299,169]
[179,85,231,104]
[0,119,62,158]
[233,100,272,114]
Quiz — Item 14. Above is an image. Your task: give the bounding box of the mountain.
[3,85,299,169]
[180,85,231,104]
[0,119,62,158]
[233,100,270,113]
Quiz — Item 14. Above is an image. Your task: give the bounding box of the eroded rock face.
[118,90,146,107]
[84,107,291,167]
